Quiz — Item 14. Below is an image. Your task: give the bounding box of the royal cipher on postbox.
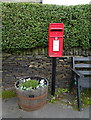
[48,23,64,57]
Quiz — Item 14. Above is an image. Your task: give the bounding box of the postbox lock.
[55,37,58,40]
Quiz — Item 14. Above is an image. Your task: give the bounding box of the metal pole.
[51,57,56,96]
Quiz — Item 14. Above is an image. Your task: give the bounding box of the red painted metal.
[48,23,64,57]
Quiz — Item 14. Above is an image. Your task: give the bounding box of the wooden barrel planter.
[15,77,48,111]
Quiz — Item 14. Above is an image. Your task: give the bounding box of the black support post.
[51,57,56,96]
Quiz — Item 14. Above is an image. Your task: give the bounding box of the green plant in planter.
[18,80,39,90]
[18,79,46,91]
[23,80,39,89]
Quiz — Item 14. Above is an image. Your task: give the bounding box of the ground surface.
[1,97,90,119]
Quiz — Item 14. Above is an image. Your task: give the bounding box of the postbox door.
[48,37,63,57]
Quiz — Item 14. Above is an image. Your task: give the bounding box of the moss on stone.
[0,90,16,99]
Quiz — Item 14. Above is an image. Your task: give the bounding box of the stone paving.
[1,97,90,118]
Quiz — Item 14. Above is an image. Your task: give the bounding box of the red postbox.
[48,23,64,57]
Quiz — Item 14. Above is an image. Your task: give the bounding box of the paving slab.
[1,97,90,119]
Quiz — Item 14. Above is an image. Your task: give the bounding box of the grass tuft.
[0,90,16,99]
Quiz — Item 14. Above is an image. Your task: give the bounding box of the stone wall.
[2,54,72,90]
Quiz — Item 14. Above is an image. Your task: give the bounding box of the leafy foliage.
[49,88,91,110]
[2,3,91,51]
[23,80,38,89]
[18,80,39,89]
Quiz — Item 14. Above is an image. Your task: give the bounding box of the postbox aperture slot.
[51,29,62,31]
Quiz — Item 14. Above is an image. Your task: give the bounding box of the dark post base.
[51,57,56,96]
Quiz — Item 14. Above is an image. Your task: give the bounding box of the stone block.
[64,65,70,68]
